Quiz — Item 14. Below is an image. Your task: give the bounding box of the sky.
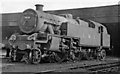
[0,0,119,13]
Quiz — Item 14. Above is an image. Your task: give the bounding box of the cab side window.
[60,22,68,35]
[88,22,95,28]
[79,18,95,28]
[98,26,103,33]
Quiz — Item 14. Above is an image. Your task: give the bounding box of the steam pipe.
[47,25,54,34]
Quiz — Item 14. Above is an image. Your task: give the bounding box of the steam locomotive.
[7,4,110,64]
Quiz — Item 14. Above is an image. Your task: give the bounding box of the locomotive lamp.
[26,44,31,49]
[27,33,37,40]
[9,35,16,41]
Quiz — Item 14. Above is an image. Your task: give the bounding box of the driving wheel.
[54,52,66,63]
[30,49,42,64]
[97,49,106,60]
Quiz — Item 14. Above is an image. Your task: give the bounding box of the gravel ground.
[1,57,120,73]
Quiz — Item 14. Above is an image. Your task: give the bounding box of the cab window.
[88,22,95,28]
[60,22,68,35]
[98,26,103,33]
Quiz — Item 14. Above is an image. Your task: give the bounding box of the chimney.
[35,4,44,11]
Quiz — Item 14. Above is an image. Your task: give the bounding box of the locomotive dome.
[19,9,38,34]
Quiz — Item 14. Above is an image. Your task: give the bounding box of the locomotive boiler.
[8,4,110,64]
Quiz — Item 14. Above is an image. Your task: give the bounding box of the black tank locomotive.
[7,4,110,64]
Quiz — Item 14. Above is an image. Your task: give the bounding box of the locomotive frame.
[6,4,110,64]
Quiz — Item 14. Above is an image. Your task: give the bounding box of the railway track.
[1,56,120,73]
[69,62,120,72]
[87,62,120,72]
[41,61,120,72]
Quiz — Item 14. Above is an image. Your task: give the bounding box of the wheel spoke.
[54,52,66,63]
[101,49,106,60]
[31,49,42,64]
[97,49,106,60]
